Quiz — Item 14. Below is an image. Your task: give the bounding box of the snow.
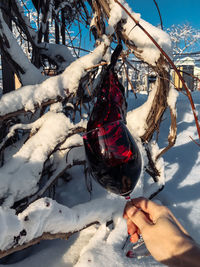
[0,91,199,266]
[0,208,22,250]
[124,18,171,66]
[175,56,195,66]
[127,81,158,137]
[0,35,110,117]
[0,111,86,207]
[40,43,75,72]
[107,1,141,36]
[167,84,179,114]
[106,0,171,66]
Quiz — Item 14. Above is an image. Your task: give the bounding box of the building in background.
[173,57,195,91]
[194,65,200,90]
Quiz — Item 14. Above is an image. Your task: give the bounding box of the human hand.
[123,197,198,265]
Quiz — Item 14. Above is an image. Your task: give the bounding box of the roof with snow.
[175,56,195,66]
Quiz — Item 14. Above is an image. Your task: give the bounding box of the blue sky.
[25,0,200,53]
[80,0,200,53]
[126,0,200,29]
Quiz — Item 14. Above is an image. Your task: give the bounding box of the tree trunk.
[1,0,15,93]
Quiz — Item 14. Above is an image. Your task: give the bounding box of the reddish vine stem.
[178,69,200,83]
[114,0,200,144]
[153,0,163,29]
[189,136,200,147]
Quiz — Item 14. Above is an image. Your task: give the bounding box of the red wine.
[83,121,141,196]
[84,45,141,196]
[87,70,127,131]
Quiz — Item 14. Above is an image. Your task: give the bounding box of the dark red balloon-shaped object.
[84,45,142,196]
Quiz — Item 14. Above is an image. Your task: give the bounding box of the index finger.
[130,197,163,222]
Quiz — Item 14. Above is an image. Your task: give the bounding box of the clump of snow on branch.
[0,208,22,250]
[62,35,110,93]
[40,43,76,72]
[167,84,179,116]
[166,84,179,146]
[0,196,122,251]
[107,0,171,65]
[0,111,86,207]
[0,35,110,117]
[126,80,158,137]
[107,0,140,35]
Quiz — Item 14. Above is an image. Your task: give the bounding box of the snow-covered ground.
[0,90,200,267]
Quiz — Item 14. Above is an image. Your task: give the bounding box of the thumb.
[126,206,152,231]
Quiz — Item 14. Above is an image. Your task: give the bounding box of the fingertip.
[127,218,138,235]
[127,227,135,236]
[130,232,139,243]
[123,214,128,220]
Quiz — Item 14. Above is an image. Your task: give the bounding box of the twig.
[144,144,160,182]
[190,136,200,147]
[77,19,82,57]
[0,222,99,260]
[124,58,141,73]
[85,61,108,71]
[24,144,85,210]
[0,99,61,122]
[152,0,163,29]
[177,69,200,83]
[66,45,91,53]
[121,59,137,98]
[65,27,79,58]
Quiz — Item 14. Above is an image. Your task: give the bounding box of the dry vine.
[114,0,200,146]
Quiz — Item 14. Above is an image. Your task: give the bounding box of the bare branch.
[152,0,163,30]
[0,222,99,260]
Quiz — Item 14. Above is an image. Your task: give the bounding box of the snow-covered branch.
[0,8,45,85]
[39,43,75,73]
[11,0,38,45]
[168,23,200,55]
[24,134,86,210]
[97,0,171,66]
[0,110,86,207]
[0,36,110,120]
[0,195,124,257]
[37,0,53,43]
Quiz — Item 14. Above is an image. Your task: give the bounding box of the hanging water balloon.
[83,44,142,197]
